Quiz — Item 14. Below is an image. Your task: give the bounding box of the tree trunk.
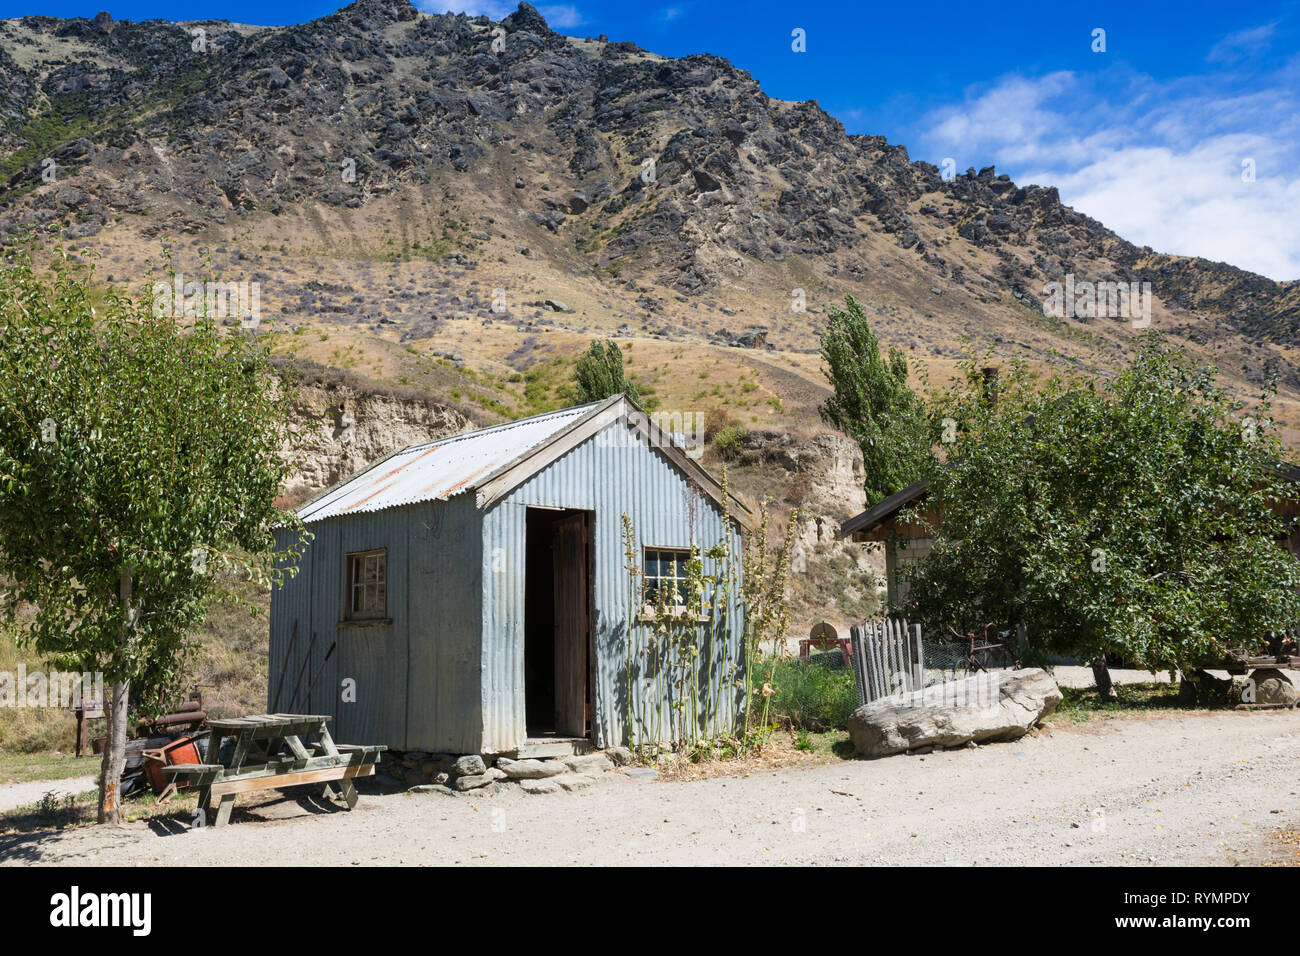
[98,567,134,825]
[1092,658,1115,701]
[97,678,129,824]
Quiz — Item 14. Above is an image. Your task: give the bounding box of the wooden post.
[911,623,925,692]
[74,706,86,759]
[870,621,885,701]
[885,619,899,695]
[849,625,865,705]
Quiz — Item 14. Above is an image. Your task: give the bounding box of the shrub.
[704,406,736,441]
[712,425,747,461]
[766,655,858,731]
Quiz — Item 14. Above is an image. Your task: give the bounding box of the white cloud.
[1207,22,1277,63]
[917,67,1300,280]
[538,4,584,28]
[418,1,514,19]
[416,1,583,28]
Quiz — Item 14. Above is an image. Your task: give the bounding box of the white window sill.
[637,608,711,624]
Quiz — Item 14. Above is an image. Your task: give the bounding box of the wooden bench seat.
[162,715,384,826]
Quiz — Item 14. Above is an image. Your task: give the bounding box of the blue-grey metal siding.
[404,496,483,753]
[269,497,483,752]
[483,420,745,753]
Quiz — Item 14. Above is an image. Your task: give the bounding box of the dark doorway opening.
[525,507,592,738]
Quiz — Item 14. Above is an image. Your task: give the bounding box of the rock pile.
[375,747,634,795]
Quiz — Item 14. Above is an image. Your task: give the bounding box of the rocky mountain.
[2,0,1299,444]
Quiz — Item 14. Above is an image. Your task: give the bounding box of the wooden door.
[552,513,589,737]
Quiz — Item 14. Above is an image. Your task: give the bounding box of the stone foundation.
[375,746,634,795]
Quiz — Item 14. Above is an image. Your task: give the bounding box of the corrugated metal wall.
[269,526,315,715]
[404,496,483,753]
[268,496,484,752]
[484,420,745,752]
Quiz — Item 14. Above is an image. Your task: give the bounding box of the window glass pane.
[642,548,696,608]
[346,552,387,617]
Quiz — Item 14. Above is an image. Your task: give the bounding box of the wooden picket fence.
[849,618,925,706]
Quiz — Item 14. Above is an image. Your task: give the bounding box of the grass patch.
[766,653,859,732]
[0,785,201,834]
[0,622,81,753]
[1049,680,1221,723]
[648,729,841,781]
[793,728,853,758]
[0,751,99,786]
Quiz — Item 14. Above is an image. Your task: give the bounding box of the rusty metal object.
[142,735,204,795]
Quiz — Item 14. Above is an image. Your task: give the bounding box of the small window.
[346,549,387,620]
[643,547,693,611]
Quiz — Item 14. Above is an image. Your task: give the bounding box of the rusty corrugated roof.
[295,401,605,525]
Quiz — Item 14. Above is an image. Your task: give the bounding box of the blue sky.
[4,0,1298,279]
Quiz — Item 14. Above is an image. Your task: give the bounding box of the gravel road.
[4,710,1297,866]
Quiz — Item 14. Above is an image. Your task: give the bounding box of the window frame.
[641,546,699,617]
[345,548,388,623]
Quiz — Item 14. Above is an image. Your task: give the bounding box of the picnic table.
[163,714,385,827]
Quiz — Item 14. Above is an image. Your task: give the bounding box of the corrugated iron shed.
[271,394,751,755]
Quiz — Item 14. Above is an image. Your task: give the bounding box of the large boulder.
[848,668,1061,757]
[1249,668,1296,705]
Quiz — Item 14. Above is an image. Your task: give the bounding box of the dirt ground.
[3,709,1297,866]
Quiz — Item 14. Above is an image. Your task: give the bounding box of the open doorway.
[525,507,592,738]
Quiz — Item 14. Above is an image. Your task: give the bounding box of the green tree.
[574,339,639,404]
[0,243,307,823]
[819,295,932,501]
[903,334,1300,694]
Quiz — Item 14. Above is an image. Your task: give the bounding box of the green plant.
[619,500,737,756]
[819,294,932,501]
[35,790,80,828]
[742,497,798,741]
[767,656,859,731]
[905,333,1300,690]
[712,425,747,461]
[615,466,798,761]
[574,339,640,404]
[0,239,308,823]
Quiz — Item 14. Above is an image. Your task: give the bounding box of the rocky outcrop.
[848,668,1062,757]
[282,383,471,502]
[738,429,881,611]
